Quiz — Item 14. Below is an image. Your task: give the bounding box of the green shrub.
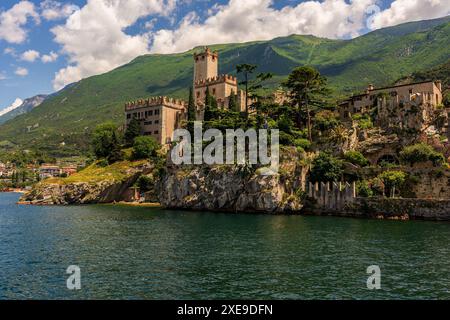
[294,138,311,150]
[279,132,296,146]
[310,152,343,183]
[444,92,450,108]
[136,175,154,192]
[344,151,369,167]
[314,111,340,132]
[132,136,160,160]
[400,143,445,166]
[357,180,373,198]
[378,171,406,197]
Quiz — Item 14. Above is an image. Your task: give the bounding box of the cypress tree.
[204,87,213,121]
[188,87,196,121]
[124,117,141,147]
[108,131,124,164]
[229,90,238,112]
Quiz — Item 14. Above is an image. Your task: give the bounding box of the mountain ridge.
[0,16,449,156]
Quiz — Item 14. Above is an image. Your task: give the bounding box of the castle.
[125,47,245,145]
[193,47,246,112]
[339,80,444,133]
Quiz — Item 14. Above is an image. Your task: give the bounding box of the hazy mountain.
[0,95,47,125]
[0,16,449,156]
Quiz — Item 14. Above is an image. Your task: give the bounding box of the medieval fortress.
[125,47,245,145]
[125,47,445,146]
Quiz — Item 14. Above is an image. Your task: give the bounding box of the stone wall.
[355,198,450,221]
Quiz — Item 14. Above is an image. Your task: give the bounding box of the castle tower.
[193,47,218,84]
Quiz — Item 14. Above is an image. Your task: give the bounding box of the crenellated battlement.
[193,47,218,59]
[194,74,237,87]
[125,96,187,111]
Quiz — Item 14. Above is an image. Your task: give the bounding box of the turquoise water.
[1,192,450,300]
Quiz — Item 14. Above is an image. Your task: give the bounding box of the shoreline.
[1,189,27,194]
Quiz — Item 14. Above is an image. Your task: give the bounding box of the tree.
[188,86,197,121]
[92,122,119,159]
[107,131,124,164]
[379,171,406,198]
[228,89,238,112]
[237,64,257,117]
[204,87,217,122]
[310,152,343,183]
[283,66,329,142]
[132,136,160,160]
[124,117,141,147]
[237,64,273,118]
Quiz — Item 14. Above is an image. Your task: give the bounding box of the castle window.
[197,91,200,98]
[149,110,153,116]
[155,110,160,116]
[144,121,152,126]
[436,94,439,103]
[155,120,160,124]
[127,114,131,119]
[154,131,159,135]
[212,88,216,95]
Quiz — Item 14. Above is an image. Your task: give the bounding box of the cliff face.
[20,161,154,205]
[159,164,308,213]
[20,177,140,205]
[20,150,309,213]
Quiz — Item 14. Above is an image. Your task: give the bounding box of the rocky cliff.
[159,158,308,214]
[20,150,309,213]
[20,161,154,205]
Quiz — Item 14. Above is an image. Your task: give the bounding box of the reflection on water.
[1,193,450,299]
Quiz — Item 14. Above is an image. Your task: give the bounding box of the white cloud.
[0,1,40,44]
[150,0,378,53]
[51,0,176,90]
[40,0,79,21]
[371,0,450,29]
[0,98,23,117]
[15,67,29,77]
[21,49,40,62]
[0,71,7,81]
[150,0,450,54]
[3,47,16,57]
[49,0,450,90]
[41,51,59,63]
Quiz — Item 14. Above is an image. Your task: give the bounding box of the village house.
[124,47,246,145]
[339,81,444,132]
[39,164,61,180]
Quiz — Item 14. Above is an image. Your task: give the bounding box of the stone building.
[339,81,444,132]
[193,47,246,112]
[125,97,187,145]
[124,47,246,145]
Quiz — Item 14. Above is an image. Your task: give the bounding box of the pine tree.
[124,117,141,147]
[188,87,196,121]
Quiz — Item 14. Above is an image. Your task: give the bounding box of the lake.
[1,192,450,300]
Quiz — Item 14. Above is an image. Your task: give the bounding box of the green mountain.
[1,16,449,156]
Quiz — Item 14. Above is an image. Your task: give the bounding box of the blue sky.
[0,0,449,111]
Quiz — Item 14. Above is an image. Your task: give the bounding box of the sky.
[0,0,449,111]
